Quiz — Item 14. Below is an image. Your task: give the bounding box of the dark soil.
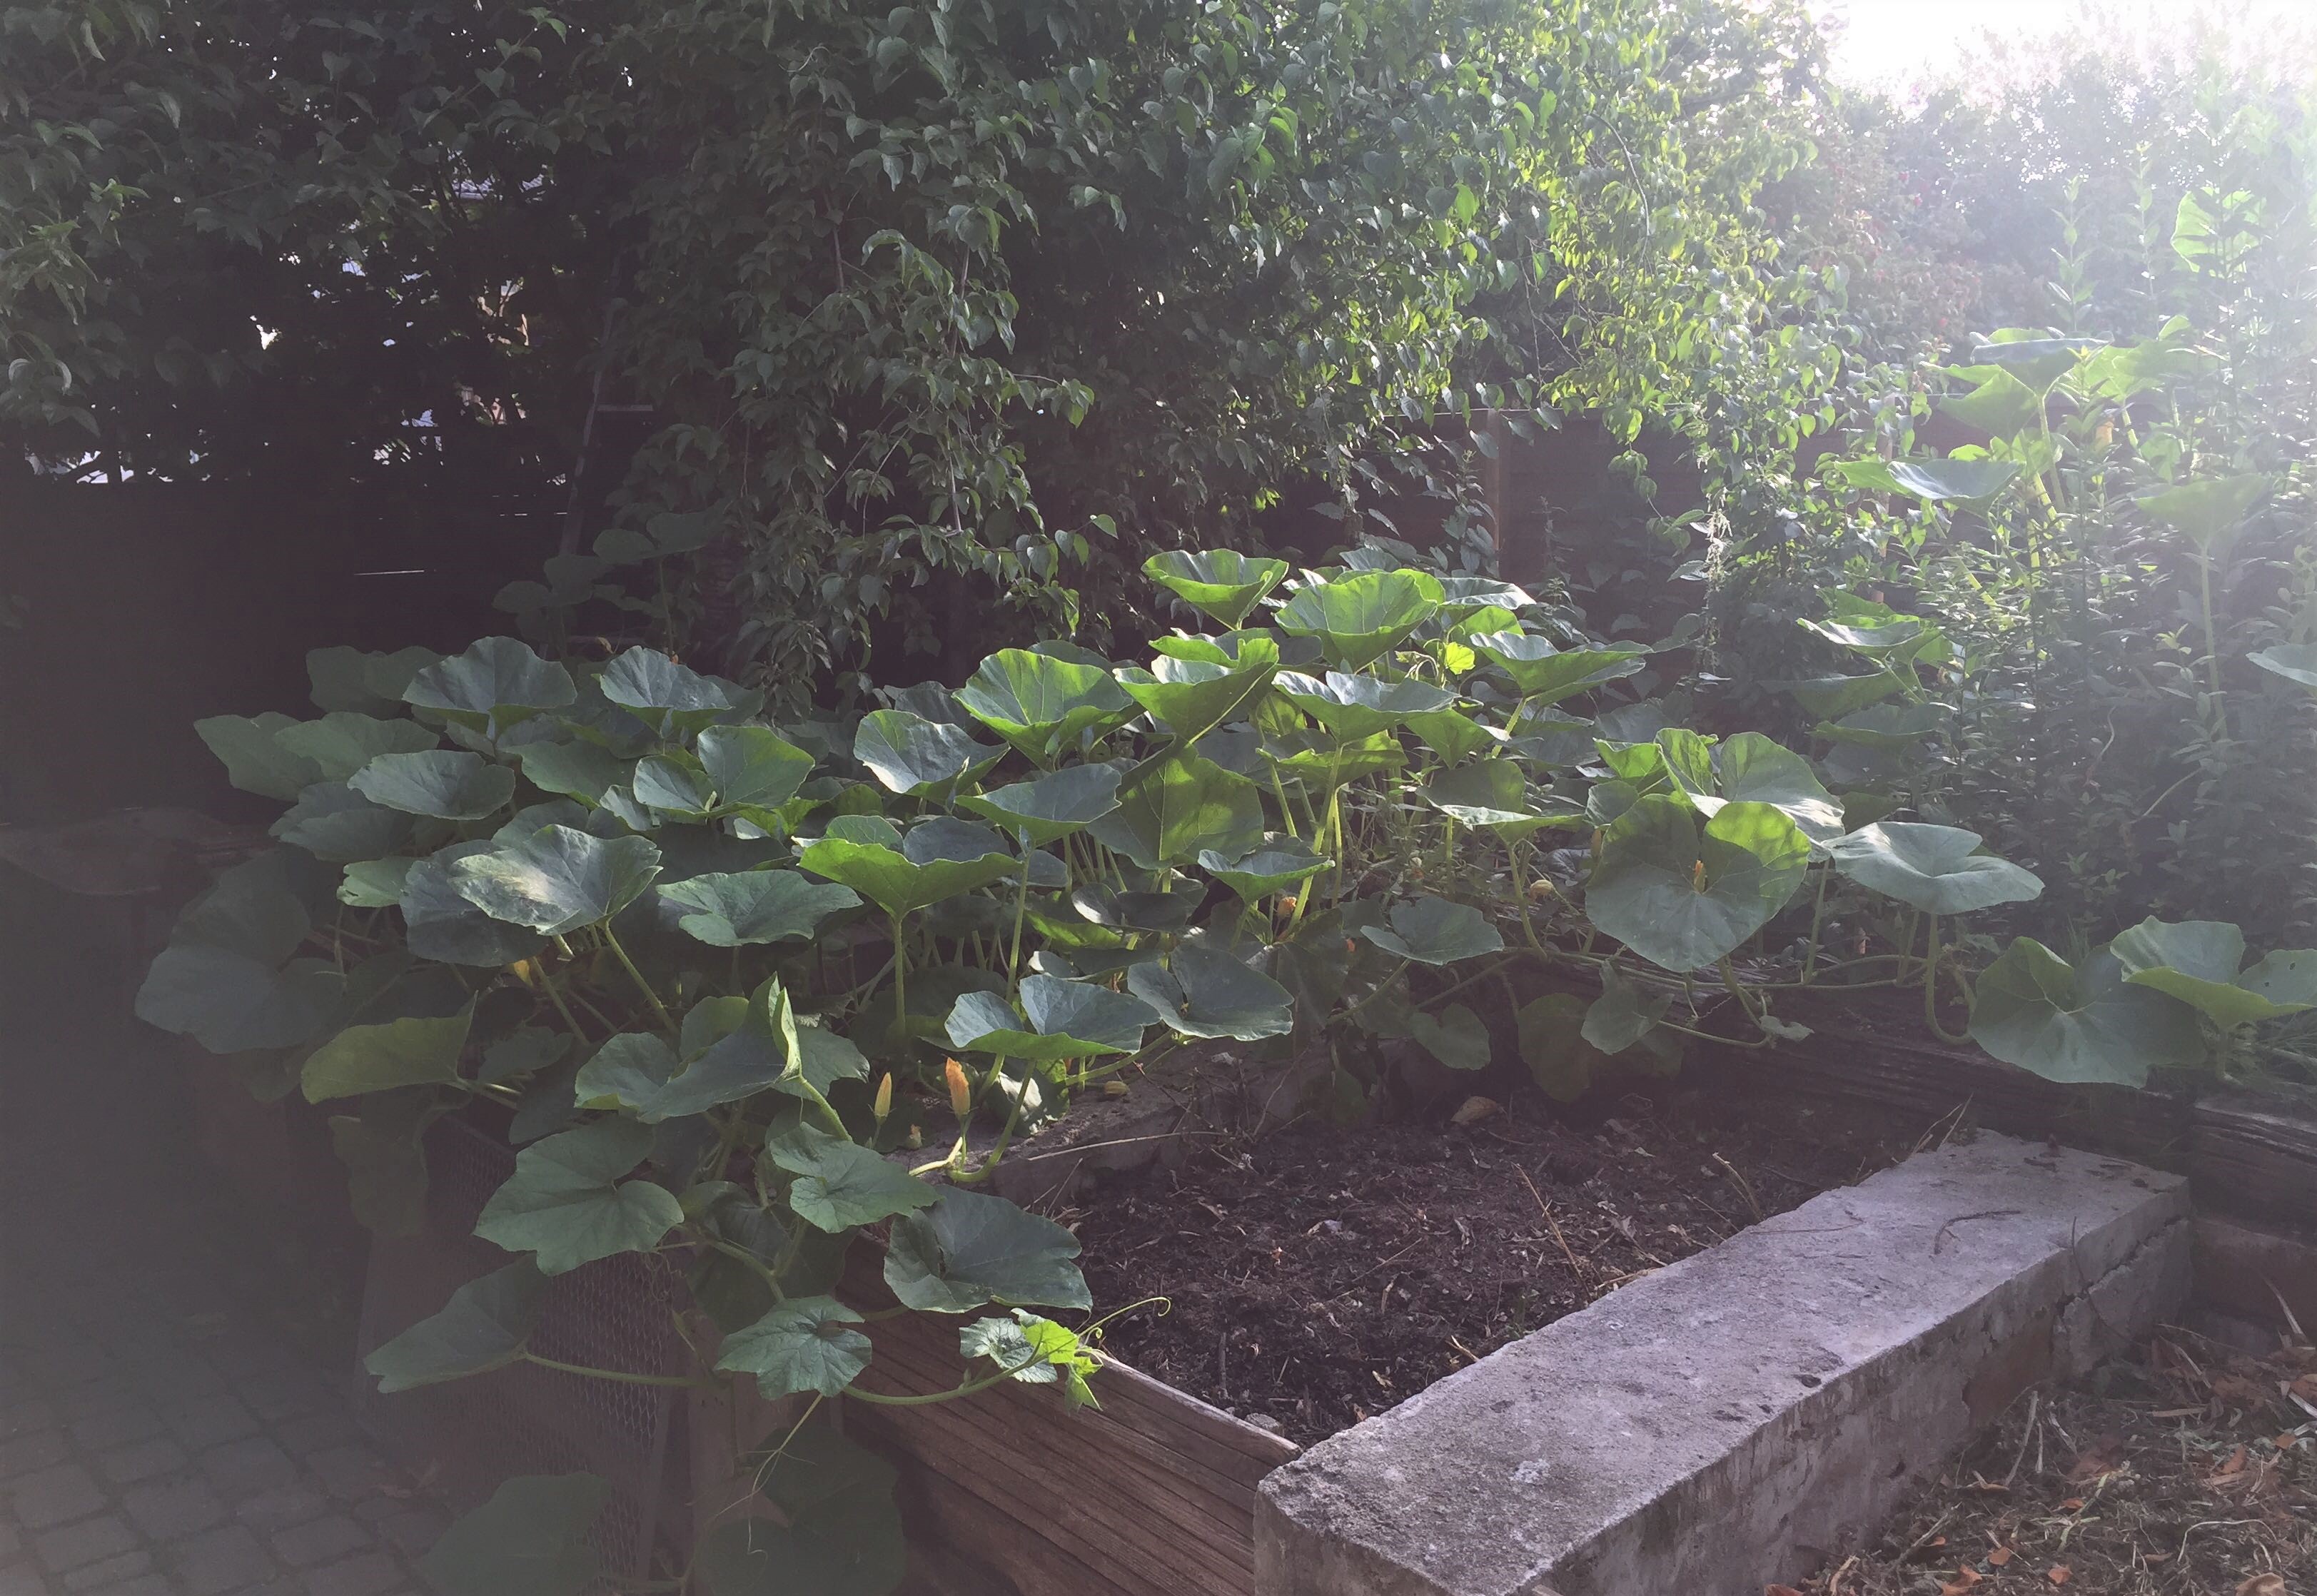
[1068,1085,1917,1445]
[1788,1332,2316,1596]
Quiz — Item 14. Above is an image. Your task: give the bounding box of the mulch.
[1785,1332,2316,1596]
[1066,1084,1914,1445]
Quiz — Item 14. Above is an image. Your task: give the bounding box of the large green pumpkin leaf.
[307,645,439,715]
[955,650,1133,764]
[961,764,1121,847]
[473,1118,683,1275]
[764,1124,939,1233]
[1580,964,1672,1054]
[303,1006,473,1102]
[944,975,1157,1060]
[715,1297,872,1399]
[450,827,663,934]
[1409,1002,1490,1070]
[2136,474,2275,554]
[1783,672,1904,720]
[797,832,1015,919]
[1420,759,1577,838]
[1468,632,1647,702]
[885,1189,1091,1313]
[1516,993,1610,1103]
[136,946,340,1054]
[1853,457,2024,502]
[1198,839,1328,901]
[1090,751,1262,868]
[2109,918,2317,1027]
[273,782,413,863]
[659,871,859,947]
[350,749,518,821]
[1143,549,1289,627]
[404,638,575,734]
[365,1261,547,1393]
[1827,822,2043,914]
[1969,939,2204,1086]
[400,842,547,966]
[418,1474,606,1596]
[1585,797,1810,972]
[274,712,440,782]
[1939,365,2042,439]
[196,713,325,801]
[1275,670,1455,740]
[598,646,748,737]
[514,739,630,804]
[698,725,816,810]
[1274,569,1444,669]
[1669,732,1846,846]
[1116,645,1280,745]
[1358,894,1505,966]
[2249,642,2317,692]
[1814,702,1947,749]
[1126,941,1295,1041]
[854,709,1002,797]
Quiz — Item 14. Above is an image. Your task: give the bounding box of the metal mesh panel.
[354,1116,687,1588]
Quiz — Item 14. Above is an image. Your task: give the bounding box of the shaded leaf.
[473,1118,684,1274]
[884,1189,1091,1313]
[365,1261,546,1393]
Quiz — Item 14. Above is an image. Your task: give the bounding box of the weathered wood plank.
[839,1249,1296,1596]
[2193,1213,2317,1335]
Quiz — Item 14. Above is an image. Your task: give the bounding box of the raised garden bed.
[1070,1082,1906,1444]
[1785,1331,2316,1596]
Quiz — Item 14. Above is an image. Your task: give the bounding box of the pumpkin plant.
[137,544,2307,1590]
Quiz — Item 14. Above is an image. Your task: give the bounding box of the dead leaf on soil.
[1939,1568,1983,1595]
[2046,1566,2071,1587]
[1765,1586,1807,1596]
[1987,1547,2014,1567]
[2236,1577,2285,1596]
[1450,1096,1500,1126]
[2066,1433,2125,1480]
[2209,1443,2248,1483]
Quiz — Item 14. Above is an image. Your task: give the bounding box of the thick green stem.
[601,924,675,1036]
[525,1353,714,1390]
[1801,863,1830,984]
[843,1347,1059,1407]
[2198,551,2223,697]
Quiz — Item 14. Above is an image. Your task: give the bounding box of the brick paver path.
[1,1004,440,1596]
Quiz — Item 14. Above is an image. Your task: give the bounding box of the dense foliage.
[3,0,1822,690]
[135,540,2314,1587]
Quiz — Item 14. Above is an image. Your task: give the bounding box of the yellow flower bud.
[944,1058,973,1121]
[872,1073,894,1124]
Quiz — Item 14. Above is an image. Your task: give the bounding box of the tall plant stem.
[1006,850,1032,1001]
[525,1353,712,1390]
[534,960,590,1041]
[601,924,675,1036]
[2198,551,2223,696]
[890,912,909,1033]
[1921,914,1973,1044]
[1801,863,1831,985]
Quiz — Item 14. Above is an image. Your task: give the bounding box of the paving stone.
[302,1445,389,1502]
[65,1576,167,1596]
[230,1370,328,1424]
[0,1522,21,1563]
[91,1441,184,1488]
[0,1400,57,1440]
[157,1395,257,1451]
[166,1523,275,1596]
[194,1438,296,1502]
[58,1552,151,1592]
[30,1517,136,1576]
[201,1335,296,1384]
[0,1433,69,1482]
[0,1565,58,1595]
[270,1515,370,1570]
[305,1552,406,1596]
[9,1465,106,1531]
[370,1507,448,1560]
[64,1409,161,1455]
[266,1413,361,1458]
[121,1476,226,1540]
[47,1385,137,1428]
[231,1485,330,1534]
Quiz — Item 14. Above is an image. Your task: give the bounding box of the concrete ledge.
[1255,1133,2191,1596]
